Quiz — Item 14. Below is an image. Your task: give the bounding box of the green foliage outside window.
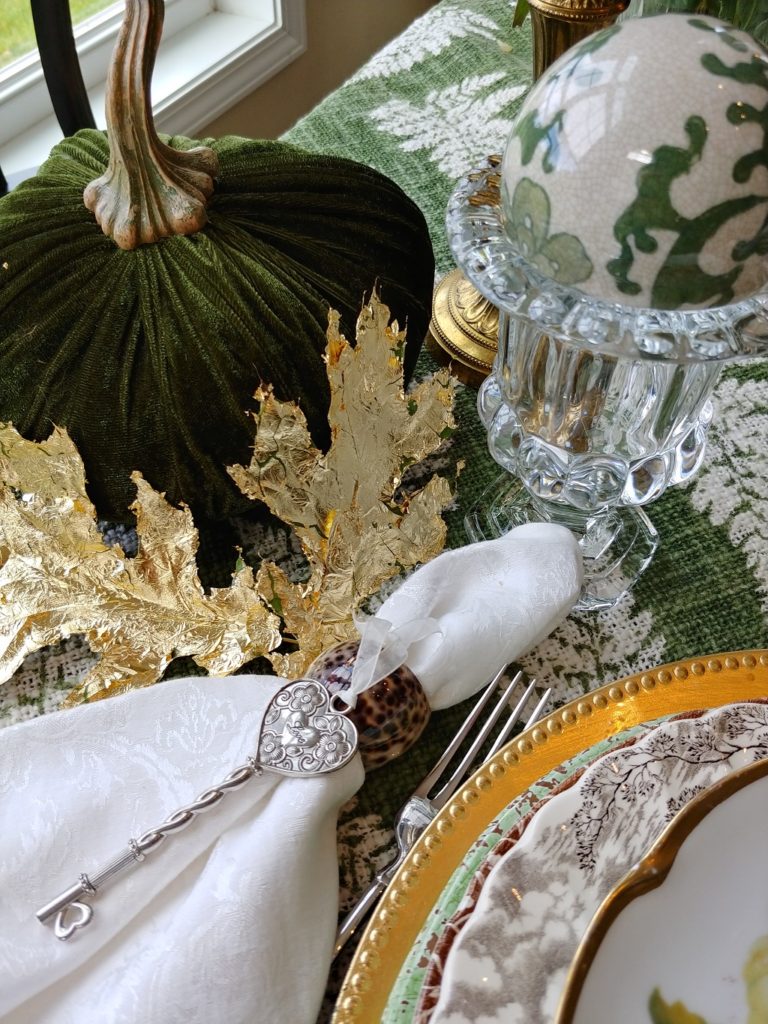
[1,0,122,72]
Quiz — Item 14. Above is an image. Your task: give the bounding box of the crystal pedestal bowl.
[448,16,768,610]
[448,156,768,609]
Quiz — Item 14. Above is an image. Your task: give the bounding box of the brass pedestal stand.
[527,0,631,79]
[428,0,630,385]
[427,271,499,386]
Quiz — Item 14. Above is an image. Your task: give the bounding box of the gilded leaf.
[0,425,282,703]
[0,295,456,702]
[229,292,457,675]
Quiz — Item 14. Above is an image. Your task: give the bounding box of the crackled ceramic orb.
[501,15,768,309]
[307,641,431,770]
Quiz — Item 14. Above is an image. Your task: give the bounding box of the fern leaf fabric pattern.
[518,594,668,705]
[688,367,768,613]
[347,4,501,83]
[368,72,529,176]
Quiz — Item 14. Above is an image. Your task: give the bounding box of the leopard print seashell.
[307,640,431,770]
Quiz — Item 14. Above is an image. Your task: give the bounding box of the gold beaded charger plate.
[332,650,768,1023]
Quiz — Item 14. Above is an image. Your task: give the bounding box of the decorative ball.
[0,131,434,520]
[307,640,431,770]
[501,15,768,309]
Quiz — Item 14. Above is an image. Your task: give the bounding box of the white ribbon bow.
[344,613,442,707]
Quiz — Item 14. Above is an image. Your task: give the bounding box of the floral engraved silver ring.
[259,680,357,773]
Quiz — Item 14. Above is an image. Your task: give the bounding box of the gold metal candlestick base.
[428,156,504,386]
[527,0,631,79]
[429,2,630,387]
[427,269,499,386]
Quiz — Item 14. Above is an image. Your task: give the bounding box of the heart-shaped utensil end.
[54,900,93,941]
[257,679,359,777]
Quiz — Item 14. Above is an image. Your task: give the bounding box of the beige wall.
[202,0,436,140]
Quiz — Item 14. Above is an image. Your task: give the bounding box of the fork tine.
[485,683,551,760]
[333,674,553,959]
[484,675,539,760]
[411,662,511,799]
[429,670,526,810]
[525,688,552,729]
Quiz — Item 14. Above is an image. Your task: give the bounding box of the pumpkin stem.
[84,0,219,250]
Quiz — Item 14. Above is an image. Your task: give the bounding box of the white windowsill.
[1,0,306,183]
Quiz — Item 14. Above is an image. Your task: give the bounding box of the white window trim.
[1,0,307,181]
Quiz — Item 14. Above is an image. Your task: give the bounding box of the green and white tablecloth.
[2,0,767,1015]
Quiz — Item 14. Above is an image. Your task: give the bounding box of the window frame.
[0,0,307,178]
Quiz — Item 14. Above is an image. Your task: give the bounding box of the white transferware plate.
[561,758,768,1024]
[400,714,675,1023]
[430,702,768,1023]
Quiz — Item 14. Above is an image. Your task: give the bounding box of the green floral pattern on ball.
[502,14,768,308]
[515,108,564,171]
[607,37,768,309]
[507,177,593,285]
[513,29,621,174]
[607,115,766,307]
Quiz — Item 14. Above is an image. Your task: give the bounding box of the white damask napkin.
[351,522,583,708]
[0,522,582,1024]
[0,675,363,1024]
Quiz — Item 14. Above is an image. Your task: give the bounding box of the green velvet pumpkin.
[0,129,434,520]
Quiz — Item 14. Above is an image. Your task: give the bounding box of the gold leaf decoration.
[0,294,457,702]
[0,425,282,703]
[229,291,458,676]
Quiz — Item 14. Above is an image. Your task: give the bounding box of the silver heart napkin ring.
[36,679,358,941]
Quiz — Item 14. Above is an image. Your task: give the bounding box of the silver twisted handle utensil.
[36,678,359,941]
[36,757,264,940]
[334,666,551,958]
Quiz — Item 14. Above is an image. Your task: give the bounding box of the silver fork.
[333,665,551,958]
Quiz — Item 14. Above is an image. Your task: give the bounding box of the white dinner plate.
[429,702,768,1023]
[560,757,768,1024]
